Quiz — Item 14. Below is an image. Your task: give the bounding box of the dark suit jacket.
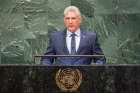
[41,28,106,65]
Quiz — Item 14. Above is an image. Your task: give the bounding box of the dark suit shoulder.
[50,31,64,37]
[84,31,97,38]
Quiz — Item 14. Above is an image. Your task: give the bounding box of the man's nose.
[69,18,72,23]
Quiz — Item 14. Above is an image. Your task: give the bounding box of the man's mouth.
[69,25,73,27]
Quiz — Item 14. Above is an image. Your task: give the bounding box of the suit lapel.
[61,29,69,54]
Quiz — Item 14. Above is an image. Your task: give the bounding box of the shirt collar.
[66,28,80,37]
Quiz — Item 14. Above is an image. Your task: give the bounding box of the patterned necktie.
[71,33,76,55]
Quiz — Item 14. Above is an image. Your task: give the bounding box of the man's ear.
[79,16,82,24]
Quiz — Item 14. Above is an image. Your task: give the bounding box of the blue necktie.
[71,33,76,55]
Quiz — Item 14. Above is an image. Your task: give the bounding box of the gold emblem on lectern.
[55,68,82,92]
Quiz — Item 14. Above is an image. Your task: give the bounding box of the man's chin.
[68,28,76,32]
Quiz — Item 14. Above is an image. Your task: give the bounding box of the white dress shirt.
[66,29,81,54]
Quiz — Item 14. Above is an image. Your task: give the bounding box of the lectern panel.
[0,65,140,93]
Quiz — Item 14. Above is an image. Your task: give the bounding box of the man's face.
[64,11,81,32]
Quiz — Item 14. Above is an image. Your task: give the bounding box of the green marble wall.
[0,0,140,64]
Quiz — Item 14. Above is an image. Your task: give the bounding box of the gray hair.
[64,6,81,17]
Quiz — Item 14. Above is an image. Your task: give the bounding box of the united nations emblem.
[55,68,82,92]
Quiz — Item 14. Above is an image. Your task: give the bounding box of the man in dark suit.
[41,6,106,65]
